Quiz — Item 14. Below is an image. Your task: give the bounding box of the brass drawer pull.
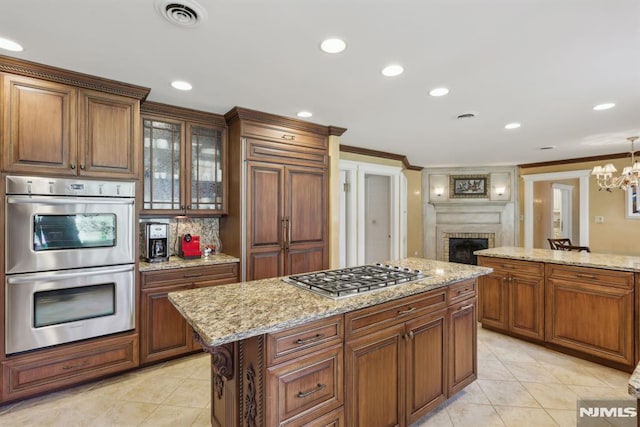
[297,383,326,398]
[576,273,597,279]
[500,264,516,269]
[457,288,471,294]
[460,304,474,311]
[282,134,296,141]
[398,307,416,315]
[295,333,325,345]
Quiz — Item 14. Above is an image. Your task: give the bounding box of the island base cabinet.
[448,298,477,396]
[545,265,634,368]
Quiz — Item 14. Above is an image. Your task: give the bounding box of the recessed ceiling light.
[297,111,313,118]
[593,103,615,111]
[381,64,404,77]
[0,37,23,52]
[504,122,521,130]
[171,80,192,91]
[429,87,449,97]
[320,38,346,54]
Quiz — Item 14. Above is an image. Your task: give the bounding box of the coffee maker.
[142,223,170,262]
[178,234,202,259]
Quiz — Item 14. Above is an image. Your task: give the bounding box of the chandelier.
[591,136,640,191]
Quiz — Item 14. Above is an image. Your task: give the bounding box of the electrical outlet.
[594,215,604,224]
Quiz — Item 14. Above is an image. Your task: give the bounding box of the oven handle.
[6,265,135,284]
[6,195,135,205]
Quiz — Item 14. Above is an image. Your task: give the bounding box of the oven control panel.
[6,175,135,198]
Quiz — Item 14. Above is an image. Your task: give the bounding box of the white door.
[364,174,391,263]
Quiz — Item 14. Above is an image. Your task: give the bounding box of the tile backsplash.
[140,217,220,257]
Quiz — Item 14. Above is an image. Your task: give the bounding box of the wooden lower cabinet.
[140,263,239,365]
[545,264,634,367]
[478,257,544,341]
[2,333,138,402]
[448,298,477,396]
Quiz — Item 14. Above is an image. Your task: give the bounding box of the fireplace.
[448,238,488,265]
[442,232,495,264]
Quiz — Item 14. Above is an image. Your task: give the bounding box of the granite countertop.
[168,257,492,349]
[475,247,640,273]
[139,253,240,272]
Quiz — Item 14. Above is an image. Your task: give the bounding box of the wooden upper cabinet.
[0,56,150,177]
[78,89,139,178]
[140,102,227,216]
[2,74,77,174]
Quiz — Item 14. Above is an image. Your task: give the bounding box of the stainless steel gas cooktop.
[284,264,424,299]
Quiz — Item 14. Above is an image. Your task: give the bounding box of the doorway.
[339,160,406,267]
[522,170,590,248]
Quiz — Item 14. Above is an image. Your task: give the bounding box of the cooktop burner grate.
[284,264,424,299]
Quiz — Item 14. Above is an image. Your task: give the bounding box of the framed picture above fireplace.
[450,175,490,198]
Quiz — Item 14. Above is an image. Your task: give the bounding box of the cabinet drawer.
[447,279,477,304]
[287,407,344,427]
[243,122,327,149]
[546,264,633,289]
[141,263,239,288]
[267,315,344,366]
[246,138,327,168]
[2,334,138,401]
[345,289,447,339]
[266,345,343,426]
[479,257,544,276]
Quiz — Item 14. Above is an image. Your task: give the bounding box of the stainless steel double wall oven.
[5,176,136,354]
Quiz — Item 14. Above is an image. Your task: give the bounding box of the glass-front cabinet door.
[140,102,227,216]
[142,118,183,212]
[187,124,225,213]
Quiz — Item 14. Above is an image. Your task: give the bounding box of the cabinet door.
[345,324,405,427]
[246,162,285,280]
[448,298,477,396]
[405,309,447,425]
[140,284,195,365]
[284,166,328,275]
[478,271,508,331]
[186,123,226,214]
[78,89,139,178]
[141,116,184,213]
[2,74,77,174]
[546,278,634,366]
[509,274,544,341]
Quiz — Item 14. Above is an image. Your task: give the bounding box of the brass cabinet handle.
[70,164,76,170]
[457,288,470,294]
[397,307,416,315]
[286,217,291,249]
[294,333,325,345]
[460,304,474,311]
[80,164,86,170]
[282,134,296,141]
[500,264,516,269]
[576,273,597,279]
[408,331,414,340]
[281,217,286,250]
[297,383,325,398]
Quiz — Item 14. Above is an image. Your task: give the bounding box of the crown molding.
[340,144,423,171]
[141,101,226,127]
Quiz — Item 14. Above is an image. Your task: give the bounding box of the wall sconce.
[434,187,444,197]
[495,186,506,196]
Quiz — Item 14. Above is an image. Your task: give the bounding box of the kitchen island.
[475,247,640,372]
[169,258,491,427]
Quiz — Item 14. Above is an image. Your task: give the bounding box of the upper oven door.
[5,195,135,274]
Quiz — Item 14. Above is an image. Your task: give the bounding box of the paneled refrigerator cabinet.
[222,107,346,281]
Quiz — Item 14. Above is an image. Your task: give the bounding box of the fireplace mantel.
[422,166,519,261]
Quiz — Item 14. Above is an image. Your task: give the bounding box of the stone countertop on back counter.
[139,253,240,272]
[168,257,492,349]
[475,247,640,273]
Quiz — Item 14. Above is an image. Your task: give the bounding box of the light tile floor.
[0,325,633,426]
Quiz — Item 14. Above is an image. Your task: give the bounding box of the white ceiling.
[1,0,639,167]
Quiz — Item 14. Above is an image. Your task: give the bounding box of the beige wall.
[520,159,640,256]
[337,152,423,260]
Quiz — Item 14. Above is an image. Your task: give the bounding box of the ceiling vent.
[155,0,207,28]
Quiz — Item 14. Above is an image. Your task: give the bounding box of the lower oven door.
[5,264,135,355]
